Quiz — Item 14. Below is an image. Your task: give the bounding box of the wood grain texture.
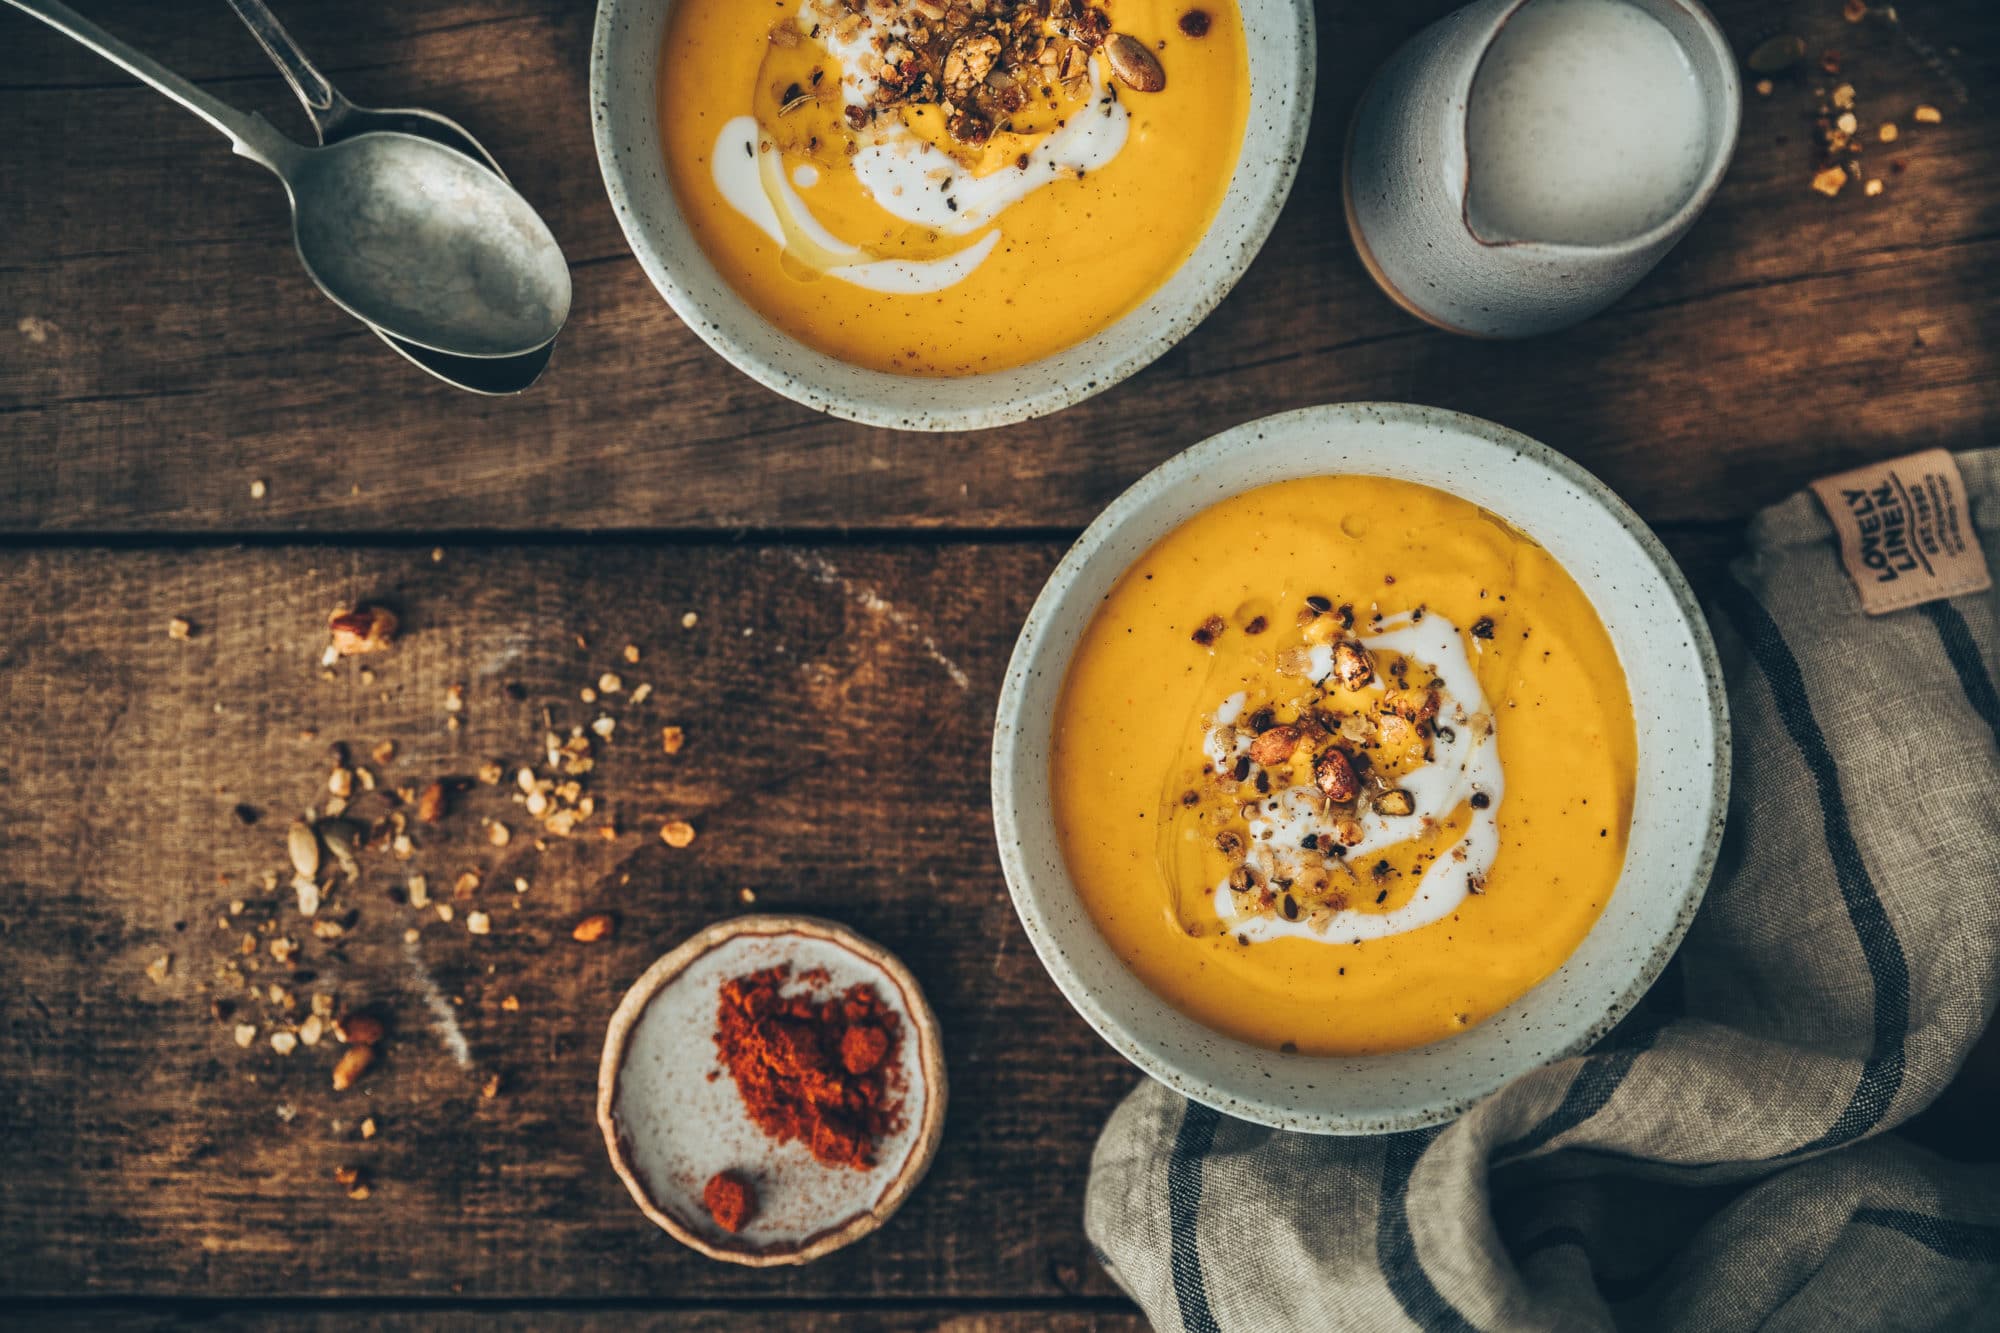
[0,542,1141,1300]
[2,1304,1146,1331]
[1,1,1995,534]
[0,529,1992,1316]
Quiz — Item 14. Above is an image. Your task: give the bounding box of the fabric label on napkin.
[1810,449,1991,615]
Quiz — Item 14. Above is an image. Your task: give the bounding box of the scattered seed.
[1104,33,1165,92]
[332,1044,375,1091]
[1745,33,1805,74]
[287,822,321,879]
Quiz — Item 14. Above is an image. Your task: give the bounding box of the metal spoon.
[7,0,571,362]
[224,0,554,393]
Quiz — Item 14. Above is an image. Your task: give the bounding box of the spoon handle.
[222,0,342,123]
[5,0,301,172]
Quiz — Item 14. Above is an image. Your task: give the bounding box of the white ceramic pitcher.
[1343,0,1740,338]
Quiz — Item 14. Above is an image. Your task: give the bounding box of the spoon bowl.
[286,131,571,360]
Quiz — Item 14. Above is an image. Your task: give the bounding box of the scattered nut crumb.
[168,617,194,641]
[739,887,757,904]
[681,612,699,629]
[332,1044,375,1091]
[417,781,446,825]
[480,1073,502,1099]
[661,726,686,755]
[250,479,267,499]
[1755,78,1773,96]
[501,995,521,1012]
[1878,122,1898,142]
[597,672,623,694]
[270,1031,299,1056]
[1913,104,1941,124]
[623,645,640,664]
[234,1023,257,1048]
[1865,177,1884,196]
[486,822,511,848]
[660,820,697,849]
[466,911,491,935]
[572,913,615,943]
[1812,165,1849,196]
[146,954,173,984]
[328,605,398,656]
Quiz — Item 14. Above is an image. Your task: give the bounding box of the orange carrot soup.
[1050,477,1638,1055]
[658,0,1248,375]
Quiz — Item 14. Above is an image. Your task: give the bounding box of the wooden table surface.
[2,0,1994,1327]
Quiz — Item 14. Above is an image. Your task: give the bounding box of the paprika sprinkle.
[702,1170,757,1233]
[713,965,903,1170]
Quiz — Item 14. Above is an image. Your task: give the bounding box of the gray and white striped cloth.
[1087,450,2000,1331]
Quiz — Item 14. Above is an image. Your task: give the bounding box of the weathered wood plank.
[0,1,1994,533]
[0,529,1989,1306]
[0,543,1135,1299]
[1,1304,1147,1331]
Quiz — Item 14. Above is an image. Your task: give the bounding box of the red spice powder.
[703,1170,756,1233]
[713,965,903,1170]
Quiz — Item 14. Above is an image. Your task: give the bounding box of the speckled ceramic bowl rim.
[597,914,949,1265]
[990,403,1731,1133]
[588,0,1315,431]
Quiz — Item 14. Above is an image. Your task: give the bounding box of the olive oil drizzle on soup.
[1050,477,1638,1056]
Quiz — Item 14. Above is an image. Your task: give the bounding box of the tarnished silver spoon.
[8,0,571,362]
[224,0,554,392]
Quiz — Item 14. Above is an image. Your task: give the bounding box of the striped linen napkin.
[1086,450,2000,1332]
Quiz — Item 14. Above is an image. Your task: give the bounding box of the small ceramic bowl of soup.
[590,0,1312,429]
[991,404,1729,1132]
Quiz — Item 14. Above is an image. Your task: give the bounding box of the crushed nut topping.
[823,0,1115,145]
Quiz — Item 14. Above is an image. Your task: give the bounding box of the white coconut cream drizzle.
[1208,613,1505,944]
[705,0,1130,294]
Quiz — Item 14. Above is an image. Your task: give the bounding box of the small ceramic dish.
[990,403,1730,1133]
[588,0,1314,431]
[598,915,947,1265]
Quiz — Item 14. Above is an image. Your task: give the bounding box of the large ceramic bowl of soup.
[590,0,1312,429]
[991,404,1729,1132]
